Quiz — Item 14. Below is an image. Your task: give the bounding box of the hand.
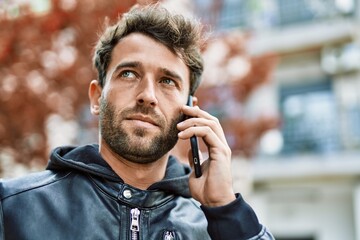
[177,105,236,207]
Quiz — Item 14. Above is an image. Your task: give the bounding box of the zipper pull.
[130,208,140,240]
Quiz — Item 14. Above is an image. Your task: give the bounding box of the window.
[277,0,355,26]
[280,81,341,155]
[194,0,355,31]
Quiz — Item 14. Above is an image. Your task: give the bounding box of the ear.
[192,96,198,106]
[89,80,102,116]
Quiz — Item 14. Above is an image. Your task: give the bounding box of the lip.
[126,114,159,127]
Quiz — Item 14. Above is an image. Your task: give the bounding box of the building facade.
[193,0,360,239]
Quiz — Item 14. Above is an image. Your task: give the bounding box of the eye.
[120,70,136,79]
[160,78,176,86]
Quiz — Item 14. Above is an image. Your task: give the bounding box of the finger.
[178,125,226,151]
[177,117,227,145]
[182,105,215,121]
[180,105,228,144]
[180,125,231,164]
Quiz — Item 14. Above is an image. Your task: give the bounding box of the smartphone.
[186,96,202,178]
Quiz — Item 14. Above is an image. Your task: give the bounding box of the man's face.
[98,33,190,164]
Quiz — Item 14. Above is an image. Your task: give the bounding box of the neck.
[99,140,169,190]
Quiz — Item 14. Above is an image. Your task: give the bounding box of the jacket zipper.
[130,208,140,240]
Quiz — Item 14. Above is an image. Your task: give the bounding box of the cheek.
[105,87,133,109]
[162,103,183,124]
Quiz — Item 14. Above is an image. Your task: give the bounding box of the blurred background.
[1,0,360,239]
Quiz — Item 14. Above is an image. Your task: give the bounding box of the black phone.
[186,96,202,178]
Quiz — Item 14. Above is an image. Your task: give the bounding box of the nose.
[136,77,158,107]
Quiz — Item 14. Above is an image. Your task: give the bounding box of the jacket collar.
[47,144,192,199]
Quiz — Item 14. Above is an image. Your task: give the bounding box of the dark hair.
[93,4,204,95]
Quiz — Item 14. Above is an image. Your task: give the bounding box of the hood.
[46,144,192,197]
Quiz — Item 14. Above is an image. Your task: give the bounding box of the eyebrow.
[160,68,184,83]
[112,61,184,83]
[112,61,141,77]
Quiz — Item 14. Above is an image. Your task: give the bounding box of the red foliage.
[0,0,278,173]
[0,0,136,168]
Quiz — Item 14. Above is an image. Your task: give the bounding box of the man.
[0,4,274,240]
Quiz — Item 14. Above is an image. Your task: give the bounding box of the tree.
[0,0,136,174]
[0,0,278,175]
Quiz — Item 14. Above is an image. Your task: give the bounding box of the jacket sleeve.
[200,194,274,240]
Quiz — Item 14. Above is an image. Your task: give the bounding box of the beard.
[99,97,184,164]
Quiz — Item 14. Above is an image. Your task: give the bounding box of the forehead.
[108,33,190,84]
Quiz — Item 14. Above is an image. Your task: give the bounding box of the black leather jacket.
[0,144,274,240]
